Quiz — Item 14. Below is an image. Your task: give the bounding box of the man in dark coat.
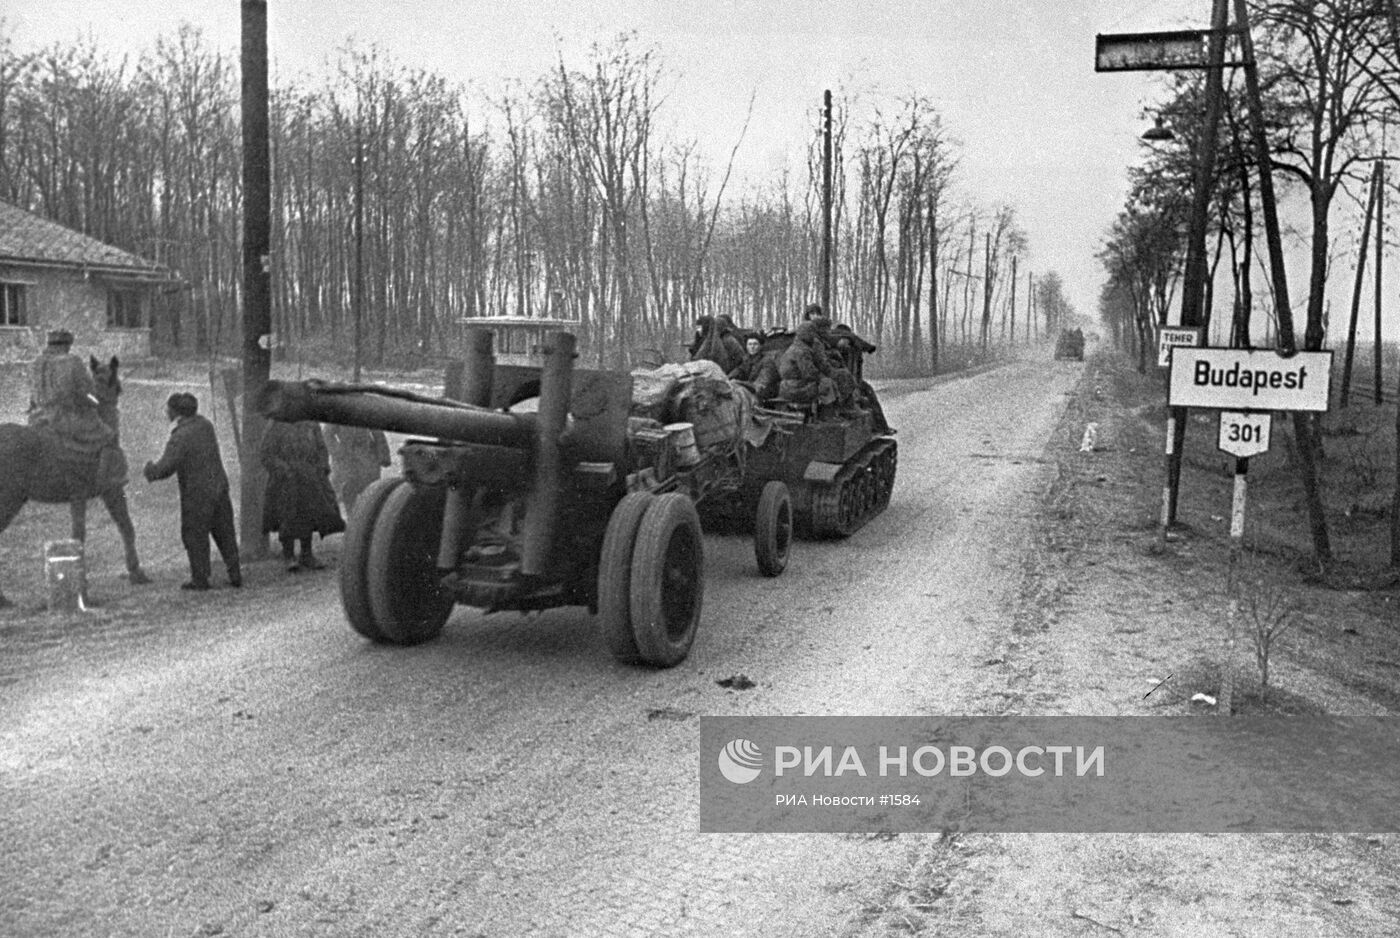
[261,420,346,571]
[807,316,859,408]
[715,314,747,364]
[778,321,837,406]
[143,393,241,591]
[689,314,747,374]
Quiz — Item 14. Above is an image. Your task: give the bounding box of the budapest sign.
[1167,347,1332,412]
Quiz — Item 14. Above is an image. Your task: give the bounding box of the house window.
[1,282,26,326]
[107,289,143,328]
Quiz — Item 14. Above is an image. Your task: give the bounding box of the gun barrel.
[259,379,536,449]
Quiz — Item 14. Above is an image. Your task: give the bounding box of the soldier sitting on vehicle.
[806,316,862,414]
[728,335,781,401]
[777,321,837,408]
[688,314,747,374]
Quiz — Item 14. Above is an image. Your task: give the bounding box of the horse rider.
[28,329,117,454]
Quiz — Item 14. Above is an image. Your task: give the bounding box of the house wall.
[0,263,152,361]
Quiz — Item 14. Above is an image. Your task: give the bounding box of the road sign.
[1158,326,1204,368]
[1217,411,1271,458]
[1095,30,1210,72]
[1168,347,1332,412]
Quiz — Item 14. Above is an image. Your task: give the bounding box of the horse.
[0,355,150,607]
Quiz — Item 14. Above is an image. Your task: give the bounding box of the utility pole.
[821,90,833,316]
[1162,0,1230,533]
[354,107,365,383]
[981,231,992,349]
[1009,255,1018,344]
[1340,163,1379,408]
[1027,271,1034,342]
[1375,154,1386,405]
[239,0,271,557]
[927,192,940,373]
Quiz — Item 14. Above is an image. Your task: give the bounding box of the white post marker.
[1157,327,1204,542]
[1218,411,1271,542]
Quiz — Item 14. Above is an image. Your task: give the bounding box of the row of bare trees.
[0,24,1065,374]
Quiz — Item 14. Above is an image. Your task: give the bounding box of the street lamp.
[1142,117,1175,142]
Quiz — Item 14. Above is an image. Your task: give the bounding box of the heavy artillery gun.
[259,329,795,668]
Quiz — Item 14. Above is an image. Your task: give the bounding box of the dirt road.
[6,356,1394,936]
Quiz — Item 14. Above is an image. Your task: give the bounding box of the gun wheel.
[630,493,704,668]
[753,481,792,577]
[366,483,454,645]
[339,477,404,641]
[596,492,656,663]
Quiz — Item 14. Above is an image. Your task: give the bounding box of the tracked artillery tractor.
[259,329,810,668]
[732,327,898,539]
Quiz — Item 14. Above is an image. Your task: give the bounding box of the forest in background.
[0,23,1077,374]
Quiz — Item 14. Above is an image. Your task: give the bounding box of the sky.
[5,0,1214,323]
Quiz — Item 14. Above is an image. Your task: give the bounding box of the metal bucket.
[665,422,701,467]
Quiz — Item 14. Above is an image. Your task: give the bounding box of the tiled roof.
[0,200,165,275]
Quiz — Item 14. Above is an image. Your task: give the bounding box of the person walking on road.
[142,393,241,591]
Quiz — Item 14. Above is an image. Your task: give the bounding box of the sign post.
[1217,410,1271,541]
[1168,347,1332,544]
[1099,0,1231,540]
[1169,347,1333,713]
[1157,328,1204,541]
[1217,411,1267,724]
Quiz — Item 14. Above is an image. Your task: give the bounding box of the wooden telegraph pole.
[239,0,272,556]
[1096,0,1228,542]
[821,90,833,316]
[1340,162,1380,408]
[1375,154,1386,405]
[1167,0,1231,532]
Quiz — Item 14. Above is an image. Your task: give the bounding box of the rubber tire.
[754,481,792,577]
[366,483,455,645]
[629,493,704,668]
[339,477,404,641]
[596,492,655,663]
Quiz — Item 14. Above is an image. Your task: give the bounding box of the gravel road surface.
[2,359,1081,936]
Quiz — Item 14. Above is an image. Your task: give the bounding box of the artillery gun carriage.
[259,328,801,668]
